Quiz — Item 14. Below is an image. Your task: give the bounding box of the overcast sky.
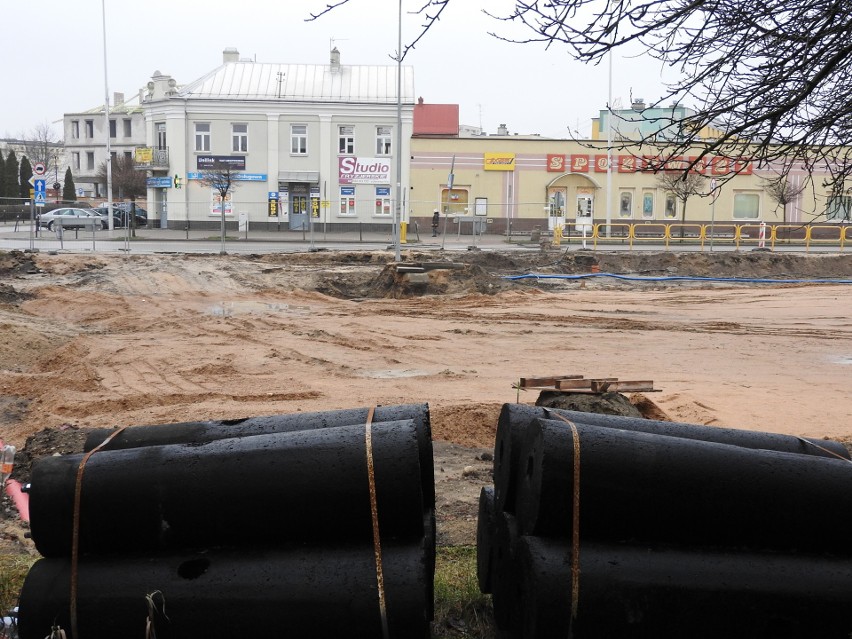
[4,0,672,141]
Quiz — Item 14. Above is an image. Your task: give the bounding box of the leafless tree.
[20,123,63,183]
[96,156,146,202]
[198,163,241,254]
[96,156,147,235]
[761,175,807,223]
[656,172,706,237]
[309,0,852,201]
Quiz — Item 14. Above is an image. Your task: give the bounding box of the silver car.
[39,208,105,231]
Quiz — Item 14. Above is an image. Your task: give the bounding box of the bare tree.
[197,163,240,254]
[309,0,852,202]
[656,172,707,237]
[761,175,807,224]
[97,156,148,235]
[96,156,146,202]
[21,122,62,173]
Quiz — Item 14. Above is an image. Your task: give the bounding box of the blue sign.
[187,172,267,181]
[341,187,355,196]
[34,179,46,194]
[34,192,46,205]
[376,186,390,196]
[147,177,173,188]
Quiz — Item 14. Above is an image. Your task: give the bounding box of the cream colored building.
[140,48,414,230]
[409,135,850,234]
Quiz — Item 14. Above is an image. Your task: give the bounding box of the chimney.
[631,99,646,110]
[113,92,125,106]
[330,47,341,71]
[223,47,239,63]
[497,123,509,136]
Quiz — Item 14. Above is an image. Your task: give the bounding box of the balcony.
[134,147,169,169]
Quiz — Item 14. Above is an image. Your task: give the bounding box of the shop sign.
[339,157,391,184]
[483,153,515,171]
[547,155,566,172]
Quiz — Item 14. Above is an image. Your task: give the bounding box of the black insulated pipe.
[516,536,852,639]
[515,418,852,553]
[84,403,436,508]
[30,421,424,557]
[18,543,431,639]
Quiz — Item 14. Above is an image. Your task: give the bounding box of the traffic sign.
[34,179,46,194]
[33,162,46,176]
[34,192,46,206]
[28,175,36,187]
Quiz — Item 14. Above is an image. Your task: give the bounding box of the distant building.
[139,47,414,230]
[62,92,146,198]
[591,99,724,142]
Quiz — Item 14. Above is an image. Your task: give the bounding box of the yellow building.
[409,135,849,236]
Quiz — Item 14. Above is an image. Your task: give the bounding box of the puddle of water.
[361,369,431,379]
[207,301,311,316]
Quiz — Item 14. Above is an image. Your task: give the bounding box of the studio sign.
[338,157,391,184]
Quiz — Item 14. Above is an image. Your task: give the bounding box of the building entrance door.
[289,195,308,230]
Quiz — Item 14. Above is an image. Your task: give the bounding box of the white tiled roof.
[178,61,415,104]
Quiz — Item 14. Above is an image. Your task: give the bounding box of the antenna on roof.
[330,36,349,52]
[276,71,285,99]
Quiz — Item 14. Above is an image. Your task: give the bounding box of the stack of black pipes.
[478,403,852,639]
[18,404,435,639]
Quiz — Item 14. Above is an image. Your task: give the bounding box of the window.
[110,151,117,162]
[290,124,307,154]
[71,121,80,139]
[374,187,392,216]
[72,152,80,170]
[123,119,132,137]
[826,195,851,221]
[232,123,248,152]
[109,120,117,138]
[86,152,95,171]
[619,191,633,218]
[642,192,654,219]
[733,192,760,219]
[124,151,132,160]
[376,126,391,155]
[664,194,677,218]
[156,123,167,150]
[195,123,211,152]
[85,120,94,139]
[338,125,354,154]
[339,187,356,216]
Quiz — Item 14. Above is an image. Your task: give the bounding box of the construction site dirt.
[1,248,851,555]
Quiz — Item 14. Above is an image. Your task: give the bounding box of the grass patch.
[433,545,493,638]
[0,552,35,614]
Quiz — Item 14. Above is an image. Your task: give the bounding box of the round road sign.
[33,162,46,176]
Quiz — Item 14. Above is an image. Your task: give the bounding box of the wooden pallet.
[515,375,659,394]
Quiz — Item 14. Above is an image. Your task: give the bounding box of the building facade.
[63,92,146,198]
[409,135,850,234]
[139,48,414,230]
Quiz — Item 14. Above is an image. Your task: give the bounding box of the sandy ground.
[1,249,851,551]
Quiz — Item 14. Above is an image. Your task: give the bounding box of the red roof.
[413,102,459,136]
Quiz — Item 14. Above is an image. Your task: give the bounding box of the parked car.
[38,208,103,231]
[92,206,148,229]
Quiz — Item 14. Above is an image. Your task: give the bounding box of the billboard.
[338,157,391,184]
